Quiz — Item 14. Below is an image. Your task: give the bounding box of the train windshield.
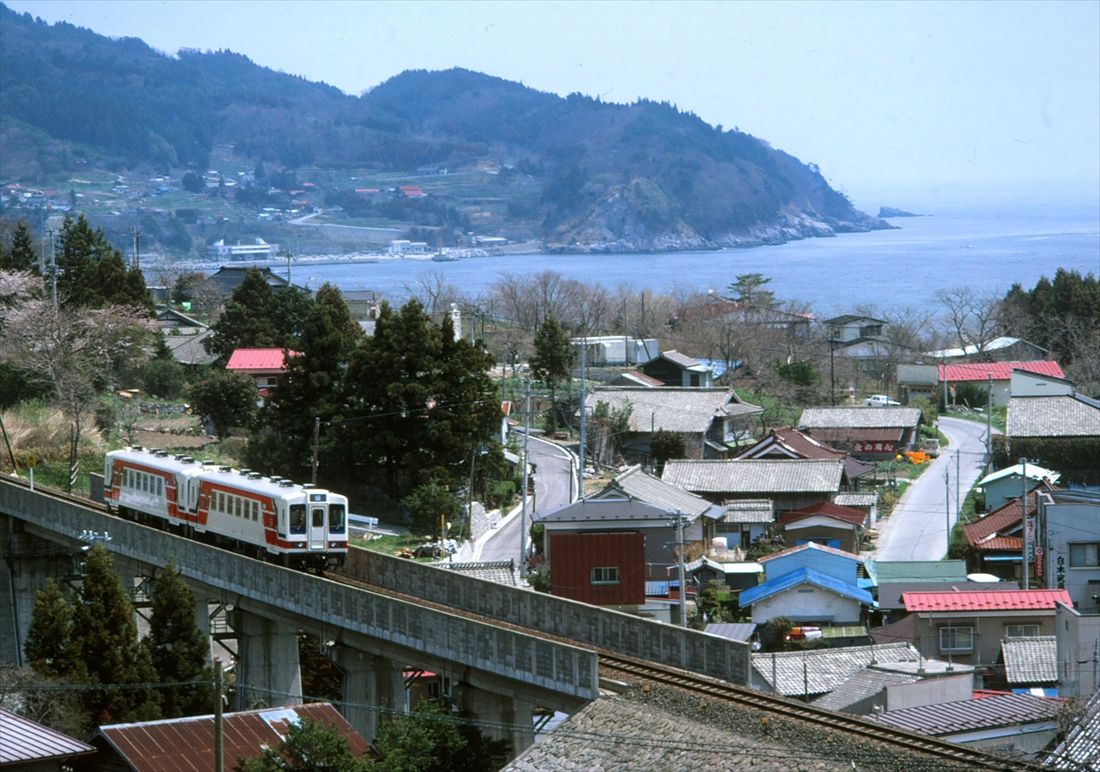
[328,504,345,533]
[289,504,307,534]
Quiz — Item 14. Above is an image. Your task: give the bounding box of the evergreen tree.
[53,215,152,310]
[372,698,509,772]
[235,717,371,771]
[530,316,573,432]
[272,285,314,349]
[205,268,280,363]
[143,563,212,718]
[69,545,161,724]
[23,579,80,679]
[188,369,258,440]
[2,220,39,272]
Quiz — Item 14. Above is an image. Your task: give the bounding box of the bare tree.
[935,287,1005,359]
[404,269,463,324]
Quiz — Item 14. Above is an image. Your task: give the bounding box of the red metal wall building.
[549,531,645,605]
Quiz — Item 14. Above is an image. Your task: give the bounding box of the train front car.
[274,484,349,571]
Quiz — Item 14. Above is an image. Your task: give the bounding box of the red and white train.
[103,446,348,570]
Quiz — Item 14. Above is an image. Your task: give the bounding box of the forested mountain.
[0,4,887,251]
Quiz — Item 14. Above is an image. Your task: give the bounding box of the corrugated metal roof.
[605,466,722,519]
[902,588,1072,612]
[939,360,1065,382]
[662,459,844,494]
[1007,394,1100,438]
[704,622,756,642]
[962,491,1038,547]
[871,693,1062,735]
[811,668,918,711]
[799,406,922,429]
[97,702,370,771]
[0,708,94,765]
[751,642,920,697]
[977,462,1061,487]
[1001,636,1058,684]
[225,347,297,371]
[585,387,760,434]
[739,567,873,607]
[872,560,968,583]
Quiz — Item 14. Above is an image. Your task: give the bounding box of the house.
[870,692,1065,759]
[751,641,921,698]
[1054,601,1100,696]
[154,306,217,368]
[798,406,923,459]
[225,347,298,395]
[870,559,1007,614]
[812,668,974,716]
[925,335,1052,362]
[592,465,725,530]
[759,541,864,584]
[662,458,846,513]
[713,498,774,550]
[1006,371,1100,483]
[824,314,887,344]
[977,462,1061,510]
[398,185,427,198]
[938,361,1066,407]
[777,500,870,554]
[388,239,429,255]
[962,489,1044,582]
[88,703,372,770]
[570,335,659,367]
[0,708,94,770]
[899,588,1072,667]
[1038,488,1100,613]
[735,425,877,489]
[834,491,880,527]
[583,387,763,461]
[639,350,714,387]
[739,566,875,625]
[207,237,279,260]
[191,266,295,310]
[823,315,911,378]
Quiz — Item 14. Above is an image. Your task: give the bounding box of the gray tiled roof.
[536,497,674,524]
[663,459,844,494]
[722,498,774,523]
[834,492,878,509]
[435,560,519,586]
[799,406,922,429]
[811,668,919,712]
[1047,688,1100,770]
[604,465,723,519]
[586,387,761,434]
[871,693,1062,735]
[1001,636,1057,684]
[752,642,921,697]
[1007,395,1100,438]
[165,330,217,366]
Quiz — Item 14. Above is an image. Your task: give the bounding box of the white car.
[864,394,900,407]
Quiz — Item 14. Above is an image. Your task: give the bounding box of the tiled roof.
[799,406,922,430]
[662,459,844,494]
[1007,394,1100,438]
[1001,636,1057,684]
[939,360,1065,382]
[435,560,518,586]
[658,349,705,369]
[834,492,878,509]
[902,588,1072,612]
[0,708,94,765]
[721,498,774,523]
[962,492,1037,547]
[806,428,903,444]
[536,497,674,524]
[585,387,760,434]
[811,668,919,712]
[739,567,874,607]
[225,347,296,371]
[165,330,217,366]
[736,425,846,460]
[977,536,1024,551]
[759,541,863,564]
[96,703,370,771]
[1047,688,1100,770]
[751,642,920,697]
[779,501,869,527]
[871,693,1062,735]
[605,466,722,520]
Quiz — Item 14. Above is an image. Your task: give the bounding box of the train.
[103,446,348,570]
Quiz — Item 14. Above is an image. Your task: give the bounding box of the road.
[872,416,993,562]
[478,432,575,566]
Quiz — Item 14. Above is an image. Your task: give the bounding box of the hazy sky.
[5,1,1099,207]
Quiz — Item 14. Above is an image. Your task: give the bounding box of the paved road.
[872,416,992,562]
[478,433,575,566]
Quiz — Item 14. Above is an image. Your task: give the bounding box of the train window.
[290,505,306,534]
[234,498,242,518]
[312,508,324,528]
[329,504,345,533]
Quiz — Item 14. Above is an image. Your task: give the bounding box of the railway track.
[2,476,1034,768]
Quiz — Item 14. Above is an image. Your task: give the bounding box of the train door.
[309,503,326,551]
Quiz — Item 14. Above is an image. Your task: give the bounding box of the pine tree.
[69,545,161,724]
[3,220,39,273]
[272,285,314,349]
[144,562,212,718]
[530,316,573,432]
[53,215,152,310]
[23,579,80,679]
[204,268,280,363]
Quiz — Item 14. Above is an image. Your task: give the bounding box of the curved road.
[478,433,575,566]
[872,416,993,561]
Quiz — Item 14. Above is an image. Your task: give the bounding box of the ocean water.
[278,197,1100,314]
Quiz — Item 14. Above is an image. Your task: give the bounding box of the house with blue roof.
[740,566,876,625]
[759,542,864,584]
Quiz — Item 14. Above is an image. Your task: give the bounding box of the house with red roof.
[938,361,1065,407]
[901,588,1072,667]
[226,347,299,397]
[778,500,870,554]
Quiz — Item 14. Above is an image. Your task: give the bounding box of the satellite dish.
[967,573,1000,583]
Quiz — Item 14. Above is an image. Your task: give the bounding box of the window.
[312,508,324,528]
[591,567,620,585]
[1005,624,1040,638]
[939,626,974,653]
[289,505,306,534]
[1069,543,1100,568]
[329,504,346,533]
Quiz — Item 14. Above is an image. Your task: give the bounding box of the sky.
[5,0,1099,209]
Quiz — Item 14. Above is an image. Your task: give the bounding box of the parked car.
[864,394,901,407]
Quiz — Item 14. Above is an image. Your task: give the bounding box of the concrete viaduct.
[0,477,749,758]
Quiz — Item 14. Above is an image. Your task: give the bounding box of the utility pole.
[214,660,224,772]
[520,379,531,576]
[944,468,951,557]
[578,338,587,497]
[986,372,993,470]
[675,512,687,628]
[955,449,961,523]
[829,340,836,406]
[130,225,141,270]
[310,417,320,485]
[1021,457,1029,590]
[48,229,58,312]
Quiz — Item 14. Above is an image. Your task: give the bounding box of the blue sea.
[276,194,1100,314]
